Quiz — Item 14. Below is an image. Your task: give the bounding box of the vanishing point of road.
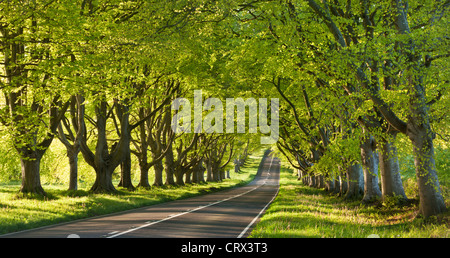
[1,153,280,238]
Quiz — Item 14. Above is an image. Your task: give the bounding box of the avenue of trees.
[0,0,448,218]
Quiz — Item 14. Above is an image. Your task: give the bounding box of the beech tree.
[131,80,177,188]
[1,0,447,221]
[0,1,78,195]
[302,0,448,217]
[57,95,85,191]
[226,0,447,217]
[205,135,235,182]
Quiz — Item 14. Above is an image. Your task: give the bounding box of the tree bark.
[333,176,340,194]
[152,159,164,186]
[316,175,324,188]
[344,163,363,200]
[116,102,134,191]
[164,142,175,185]
[386,0,445,217]
[20,154,46,196]
[80,100,129,194]
[379,134,408,201]
[308,173,316,188]
[219,168,226,181]
[90,166,116,193]
[56,94,85,191]
[118,148,134,190]
[68,150,79,191]
[407,121,446,217]
[339,173,347,196]
[194,159,206,183]
[360,135,382,202]
[138,162,151,188]
[185,170,193,184]
[212,162,220,182]
[175,169,185,185]
[192,160,206,183]
[324,172,335,192]
[206,158,213,182]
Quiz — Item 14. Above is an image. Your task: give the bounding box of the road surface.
[1,153,280,238]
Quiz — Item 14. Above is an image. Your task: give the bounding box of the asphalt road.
[1,153,280,238]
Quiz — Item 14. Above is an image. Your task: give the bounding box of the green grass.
[249,164,450,238]
[0,150,264,235]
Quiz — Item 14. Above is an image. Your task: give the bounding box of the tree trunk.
[297,169,302,180]
[191,161,203,183]
[196,161,206,183]
[138,162,151,188]
[81,100,128,194]
[345,164,362,200]
[152,159,164,186]
[192,169,200,183]
[339,173,347,196]
[324,173,335,192]
[20,154,46,196]
[333,177,340,194]
[115,101,134,191]
[165,144,175,185]
[316,175,324,188]
[405,66,446,216]
[118,148,135,190]
[212,163,220,182]
[308,174,316,188]
[206,159,213,182]
[388,1,445,217]
[325,179,335,192]
[219,169,226,181]
[175,169,185,185]
[185,170,192,184]
[68,151,78,191]
[408,123,446,217]
[360,135,382,202]
[379,134,407,201]
[90,166,116,193]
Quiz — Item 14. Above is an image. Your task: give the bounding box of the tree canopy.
[1,0,448,218]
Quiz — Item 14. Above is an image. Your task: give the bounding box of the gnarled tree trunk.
[90,166,116,193]
[20,154,46,196]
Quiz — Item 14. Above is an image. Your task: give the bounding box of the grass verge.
[249,164,450,238]
[0,150,264,236]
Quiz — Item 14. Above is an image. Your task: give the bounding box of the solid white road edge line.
[237,156,279,238]
[107,155,277,238]
[107,185,263,238]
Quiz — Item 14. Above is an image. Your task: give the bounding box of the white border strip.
[237,157,279,238]
[107,182,263,238]
[108,155,277,238]
[237,186,279,238]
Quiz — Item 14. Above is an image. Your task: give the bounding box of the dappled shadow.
[250,182,441,238]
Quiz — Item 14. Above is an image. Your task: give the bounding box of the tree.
[78,97,129,193]
[57,95,85,191]
[226,0,446,214]
[131,86,174,188]
[205,136,235,182]
[0,1,75,196]
[303,0,447,217]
